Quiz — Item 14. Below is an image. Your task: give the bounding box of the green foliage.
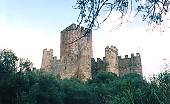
[26,72,64,104]
[19,58,33,72]
[88,72,147,104]
[61,79,94,104]
[0,49,18,73]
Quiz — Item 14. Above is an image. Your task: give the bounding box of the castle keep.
[41,23,142,80]
[41,24,92,80]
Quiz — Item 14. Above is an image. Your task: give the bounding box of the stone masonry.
[41,23,92,80]
[41,23,142,80]
[91,46,142,77]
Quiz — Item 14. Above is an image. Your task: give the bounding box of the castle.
[41,23,142,80]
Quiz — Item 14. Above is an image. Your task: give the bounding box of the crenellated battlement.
[91,57,107,77]
[118,52,142,75]
[105,45,118,53]
[91,57,106,63]
[61,23,77,32]
[43,48,53,56]
[61,23,92,34]
[118,53,141,60]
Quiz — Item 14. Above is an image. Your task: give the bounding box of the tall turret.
[105,46,119,75]
[60,23,93,80]
[132,53,142,75]
[41,49,54,70]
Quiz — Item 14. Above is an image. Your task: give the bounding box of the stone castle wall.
[118,53,142,76]
[41,24,142,80]
[91,46,142,76]
[91,57,106,78]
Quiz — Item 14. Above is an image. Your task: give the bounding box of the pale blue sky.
[0,0,78,32]
[0,0,170,78]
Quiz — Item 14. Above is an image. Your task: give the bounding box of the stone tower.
[60,23,93,80]
[131,53,142,74]
[105,46,119,75]
[41,48,54,70]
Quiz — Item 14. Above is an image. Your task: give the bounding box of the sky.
[0,0,170,78]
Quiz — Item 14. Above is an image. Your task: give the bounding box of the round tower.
[105,45,119,75]
[134,53,142,75]
[41,48,53,70]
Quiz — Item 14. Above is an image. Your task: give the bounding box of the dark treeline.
[0,49,170,104]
